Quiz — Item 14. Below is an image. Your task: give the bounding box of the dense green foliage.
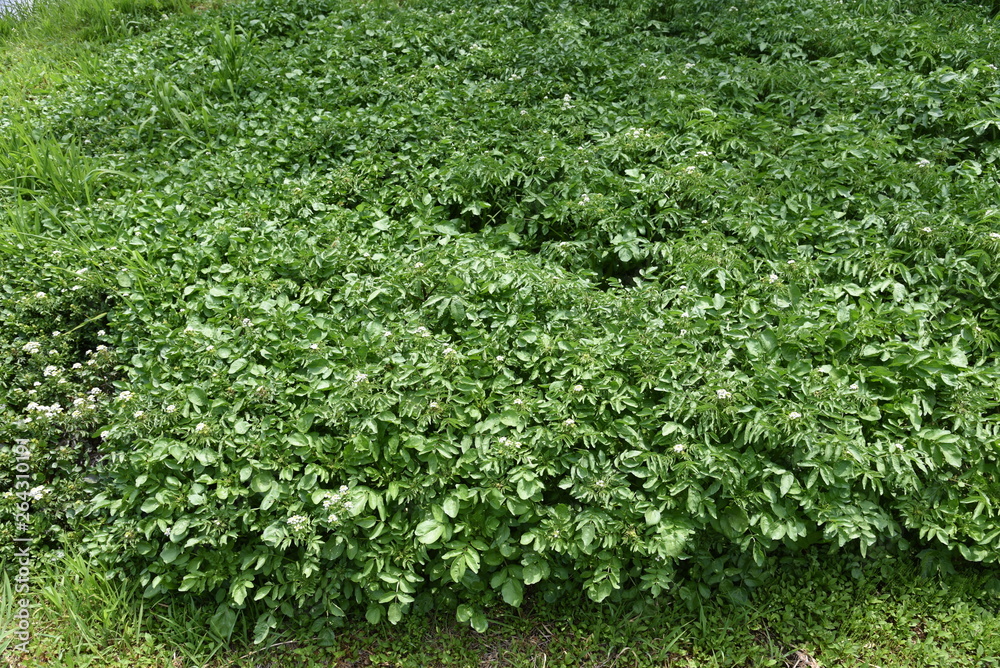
[3,0,1000,642]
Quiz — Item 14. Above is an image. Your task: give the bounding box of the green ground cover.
[2,0,1000,664]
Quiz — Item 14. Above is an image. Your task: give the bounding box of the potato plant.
[2,0,1000,641]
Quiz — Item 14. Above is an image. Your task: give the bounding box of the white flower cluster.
[286,515,311,534]
[26,486,50,501]
[497,436,523,449]
[43,365,61,377]
[716,389,732,399]
[353,372,369,384]
[116,391,134,402]
[673,444,686,453]
[22,342,41,354]
[321,485,352,523]
[916,158,931,168]
[789,411,802,419]
[990,232,1000,240]
[414,326,432,338]
[25,402,63,417]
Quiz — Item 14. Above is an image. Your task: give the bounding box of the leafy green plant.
[2,0,1000,646]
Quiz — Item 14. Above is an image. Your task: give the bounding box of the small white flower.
[117,391,133,402]
[309,343,319,350]
[327,514,339,523]
[22,342,41,354]
[673,444,686,453]
[242,318,253,326]
[43,365,60,377]
[684,62,695,69]
[716,389,731,399]
[205,345,215,352]
[573,384,584,392]
[383,330,392,337]
[35,291,47,298]
[595,479,606,488]
[100,430,111,440]
[849,383,859,391]
[922,226,932,233]
[72,362,82,369]
[89,387,102,395]
[194,422,207,432]
[97,330,106,336]
[789,411,802,419]
[52,331,61,337]
[564,418,575,426]
[353,372,369,384]
[133,410,145,418]
[414,262,424,268]
[165,404,176,413]
[443,347,457,355]
[893,443,904,451]
[685,165,697,173]
[429,401,440,410]
[496,355,505,362]
[768,273,779,283]
[96,345,108,352]
[787,260,795,265]
[990,232,1000,240]
[916,158,931,167]
[513,398,524,405]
